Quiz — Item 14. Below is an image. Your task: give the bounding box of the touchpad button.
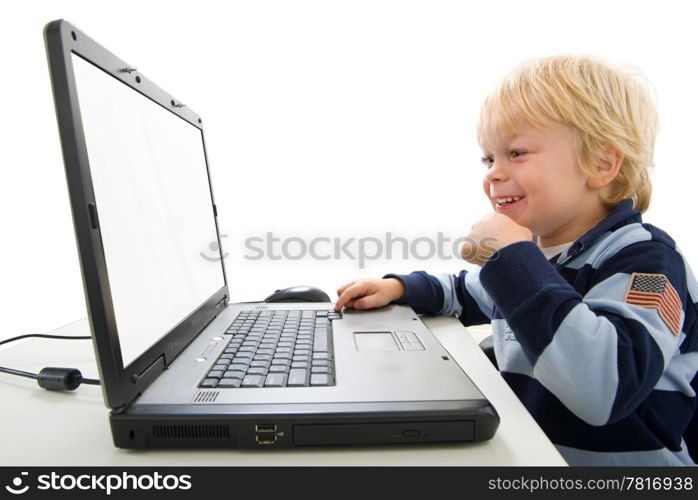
[354,332,399,351]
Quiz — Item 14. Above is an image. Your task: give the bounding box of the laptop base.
[110,400,499,448]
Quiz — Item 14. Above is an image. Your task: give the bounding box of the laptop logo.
[4,472,29,495]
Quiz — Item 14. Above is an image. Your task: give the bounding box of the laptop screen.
[71,53,225,368]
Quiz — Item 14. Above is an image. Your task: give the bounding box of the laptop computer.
[43,19,499,449]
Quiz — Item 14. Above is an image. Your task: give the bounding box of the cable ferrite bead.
[37,367,83,391]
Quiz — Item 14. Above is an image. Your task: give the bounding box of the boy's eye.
[480,150,525,167]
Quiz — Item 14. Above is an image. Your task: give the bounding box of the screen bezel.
[44,19,229,409]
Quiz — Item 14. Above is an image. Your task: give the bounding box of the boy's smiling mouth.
[493,194,527,215]
[493,195,526,207]
[495,195,524,205]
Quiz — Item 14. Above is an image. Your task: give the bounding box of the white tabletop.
[0,316,566,466]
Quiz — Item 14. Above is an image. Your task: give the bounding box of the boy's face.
[479,119,605,247]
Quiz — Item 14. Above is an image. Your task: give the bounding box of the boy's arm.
[382,269,493,326]
[480,240,690,426]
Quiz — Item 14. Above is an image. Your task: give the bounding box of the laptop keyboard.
[199,309,341,389]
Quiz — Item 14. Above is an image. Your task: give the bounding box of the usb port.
[255,424,277,433]
[256,435,277,445]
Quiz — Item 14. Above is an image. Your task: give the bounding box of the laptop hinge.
[161,294,229,368]
[216,295,228,309]
[131,354,165,387]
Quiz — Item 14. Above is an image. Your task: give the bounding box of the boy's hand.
[334,278,405,312]
[461,213,533,266]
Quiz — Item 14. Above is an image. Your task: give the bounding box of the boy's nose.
[484,162,508,183]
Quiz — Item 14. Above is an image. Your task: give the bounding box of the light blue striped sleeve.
[384,269,493,325]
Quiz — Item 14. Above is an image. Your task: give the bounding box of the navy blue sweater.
[385,200,698,465]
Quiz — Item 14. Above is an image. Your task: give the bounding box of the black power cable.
[0,334,101,390]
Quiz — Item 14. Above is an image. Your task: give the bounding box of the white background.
[1,0,697,338]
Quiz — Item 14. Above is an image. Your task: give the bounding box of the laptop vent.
[193,390,219,403]
[153,424,230,440]
[253,304,268,310]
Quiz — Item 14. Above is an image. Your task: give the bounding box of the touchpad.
[354,332,399,352]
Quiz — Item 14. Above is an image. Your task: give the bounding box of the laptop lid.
[44,20,229,410]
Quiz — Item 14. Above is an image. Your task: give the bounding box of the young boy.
[334,55,698,466]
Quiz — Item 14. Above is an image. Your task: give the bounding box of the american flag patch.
[624,273,682,336]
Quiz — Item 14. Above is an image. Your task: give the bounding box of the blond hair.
[477,55,658,212]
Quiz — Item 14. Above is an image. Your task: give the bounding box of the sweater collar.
[555,199,642,265]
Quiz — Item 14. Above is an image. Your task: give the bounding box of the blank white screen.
[72,54,225,368]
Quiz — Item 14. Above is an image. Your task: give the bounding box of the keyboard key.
[311,366,330,374]
[310,373,332,386]
[288,368,310,386]
[313,330,329,352]
[229,358,250,367]
[271,359,291,371]
[207,370,224,379]
[291,361,309,369]
[269,364,290,373]
[242,374,265,387]
[265,373,288,387]
[218,378,243,388]
[201,378,218,388]
[247,366,268,375]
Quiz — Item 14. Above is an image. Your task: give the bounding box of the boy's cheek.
[482,180,493,207]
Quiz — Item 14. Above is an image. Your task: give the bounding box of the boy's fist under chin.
[461,213,533,267]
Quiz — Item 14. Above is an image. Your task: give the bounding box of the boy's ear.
[586,147,624,189]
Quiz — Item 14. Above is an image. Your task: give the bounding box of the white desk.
[0,316,566,466]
